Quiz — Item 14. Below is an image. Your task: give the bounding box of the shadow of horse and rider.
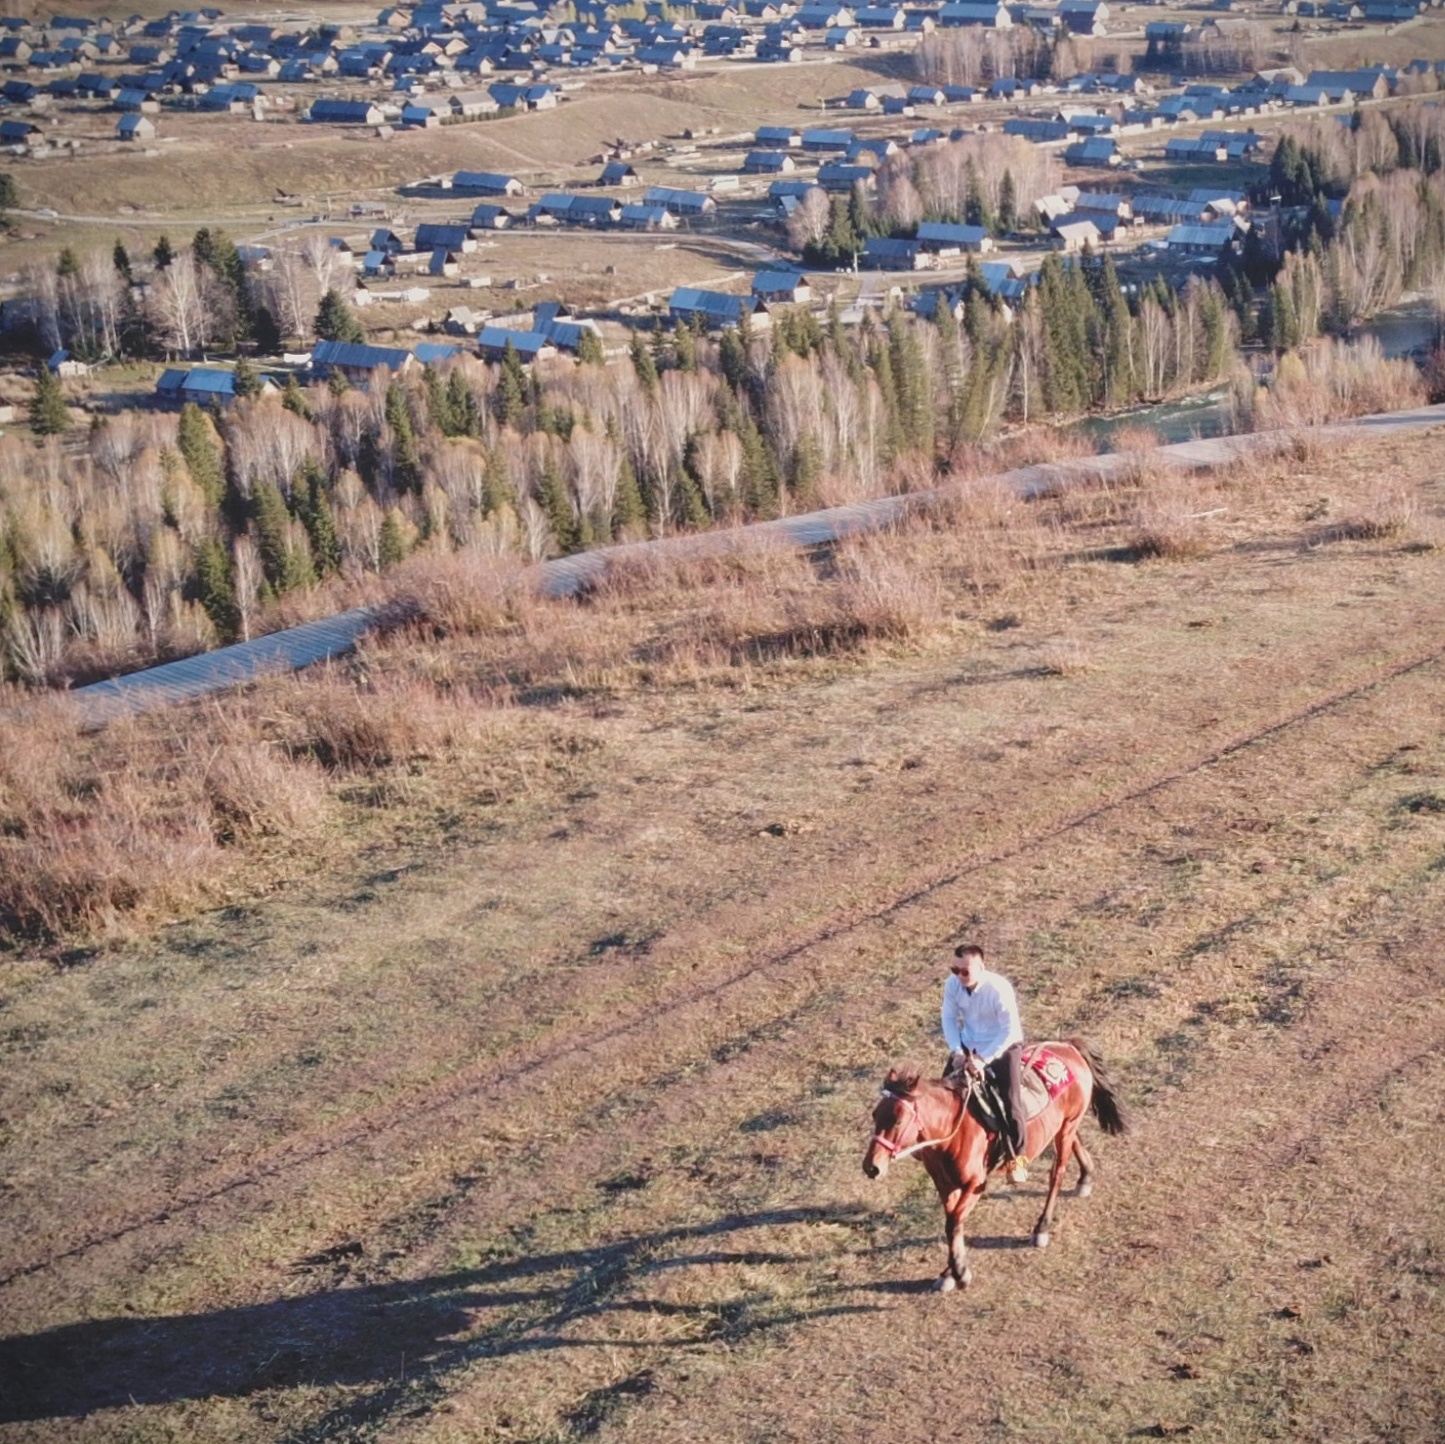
[3,1036,1128,1427]
[2,1204,965,1426]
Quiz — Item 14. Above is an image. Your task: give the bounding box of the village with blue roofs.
[0,0,1441,407]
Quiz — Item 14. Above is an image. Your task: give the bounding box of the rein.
[871,1081,969,1163]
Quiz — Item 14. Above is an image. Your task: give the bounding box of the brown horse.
[862,1040,1128,1291]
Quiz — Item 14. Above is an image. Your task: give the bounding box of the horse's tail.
[1068,1037,1130,1137]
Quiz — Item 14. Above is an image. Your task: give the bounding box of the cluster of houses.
[1032,183,1251,254]
[0,1,1435,163]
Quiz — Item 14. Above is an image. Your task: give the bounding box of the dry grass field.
[2,430,1445,1443]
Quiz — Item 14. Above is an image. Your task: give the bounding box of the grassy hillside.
[1,429,1443,1442]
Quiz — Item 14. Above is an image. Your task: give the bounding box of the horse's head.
[863,1066,925,1181]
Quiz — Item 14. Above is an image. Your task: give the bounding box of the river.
[1079,299,1441,449]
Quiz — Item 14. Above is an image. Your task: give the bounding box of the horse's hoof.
[1032,1230,1050,1249]
[959,1267,973,1289]
[1077,1181,1093,1199]
[936,1272,958,1293]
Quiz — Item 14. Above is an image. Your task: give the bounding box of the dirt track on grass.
[2,433,1444,1442]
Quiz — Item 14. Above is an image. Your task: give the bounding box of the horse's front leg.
[1032,1122,1078,1248]
[937,1186,981,1292]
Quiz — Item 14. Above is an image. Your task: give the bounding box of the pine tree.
[281,373,312,419]
[829,193,860,264]
[847,183,876,243]
[0,173,17,212]
[735,406,778,516]
[232,356,262,399]
[153,234,174,270]
[448,370,479,436]
[177,403,225,508]
[612,454,646,536]
[424,365,454,436]
[679,435,713,527]
[1097,255,1135,406]
[112,240,132,280]
[193,536,236,639]
[253,481,314,593]
[789,432,822,507]
[385,381,421,494]
[576,326,605,366]
[29,365,69,436]
[1269,280,1299,351]
[481,447,514,515]
[538,462,580,552]
[673,322,697,372]
[998,170,1017,233]
[718,325,749,393]
[377,507,408,570]
[964,287,991,348]
[629,330,658,393]
[252,304,282,354]
[296,460,341,575]
[314,288,364,344]
[492,341,526,425]
[871,331,903,462]
[56,247,79,278]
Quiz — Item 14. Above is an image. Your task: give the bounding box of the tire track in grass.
[3,640,1443,1291]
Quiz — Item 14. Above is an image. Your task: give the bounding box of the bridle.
[870,1080,969,1163]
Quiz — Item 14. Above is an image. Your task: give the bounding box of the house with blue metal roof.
[1166,221,1238,255]
[308,98,384,124]
[310,340,418,382]
[619,203,676,230]
[1003,117,1069,142]
[470,203,514,229]
[818,162,875,192]
[939,2,1012,26]
[642,186,717,216]
[800,127,854,152]
[414,222,475,253]
[488,81,557,109]
[862,236,929,269]
[916,221,993,254]
[1065,136,1119,167]
[476,326,558,362]
[752,271,812,303]
[744,149,795,174]
[669,287,770,330]
[153,367,276,408]
[531,193,622,225]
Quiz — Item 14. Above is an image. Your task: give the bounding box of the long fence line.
[59,402,1445,728]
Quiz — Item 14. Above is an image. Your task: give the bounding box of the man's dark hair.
[953,943,985,961]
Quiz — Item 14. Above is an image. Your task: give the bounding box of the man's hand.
[962,1052,984,1080]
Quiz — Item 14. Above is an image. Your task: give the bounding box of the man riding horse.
[941,942,1028,1184]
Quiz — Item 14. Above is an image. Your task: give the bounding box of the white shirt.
[941,967,1023,1063]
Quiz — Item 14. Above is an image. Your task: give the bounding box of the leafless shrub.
[1130,474,1218,560]
[1036,639,1093,677]
[1255,338,1427,431]
[1316,479,1419,544]
[201,727,326,842]
[834,531,946,641]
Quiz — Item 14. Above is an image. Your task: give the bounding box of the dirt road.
[1,432,1443,1442]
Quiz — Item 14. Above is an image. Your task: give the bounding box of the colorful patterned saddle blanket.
[1018,1044,1074,1120]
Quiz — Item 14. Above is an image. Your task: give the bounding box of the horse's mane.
[882,1064,926,1097]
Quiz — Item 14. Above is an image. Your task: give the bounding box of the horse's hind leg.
[1032,1120,1079,1248]
[1072,1134,1095,1198]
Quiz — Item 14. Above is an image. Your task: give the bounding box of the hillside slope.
[2,432,1444,1443]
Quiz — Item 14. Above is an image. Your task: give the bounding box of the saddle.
[954,1045,1073,1149]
